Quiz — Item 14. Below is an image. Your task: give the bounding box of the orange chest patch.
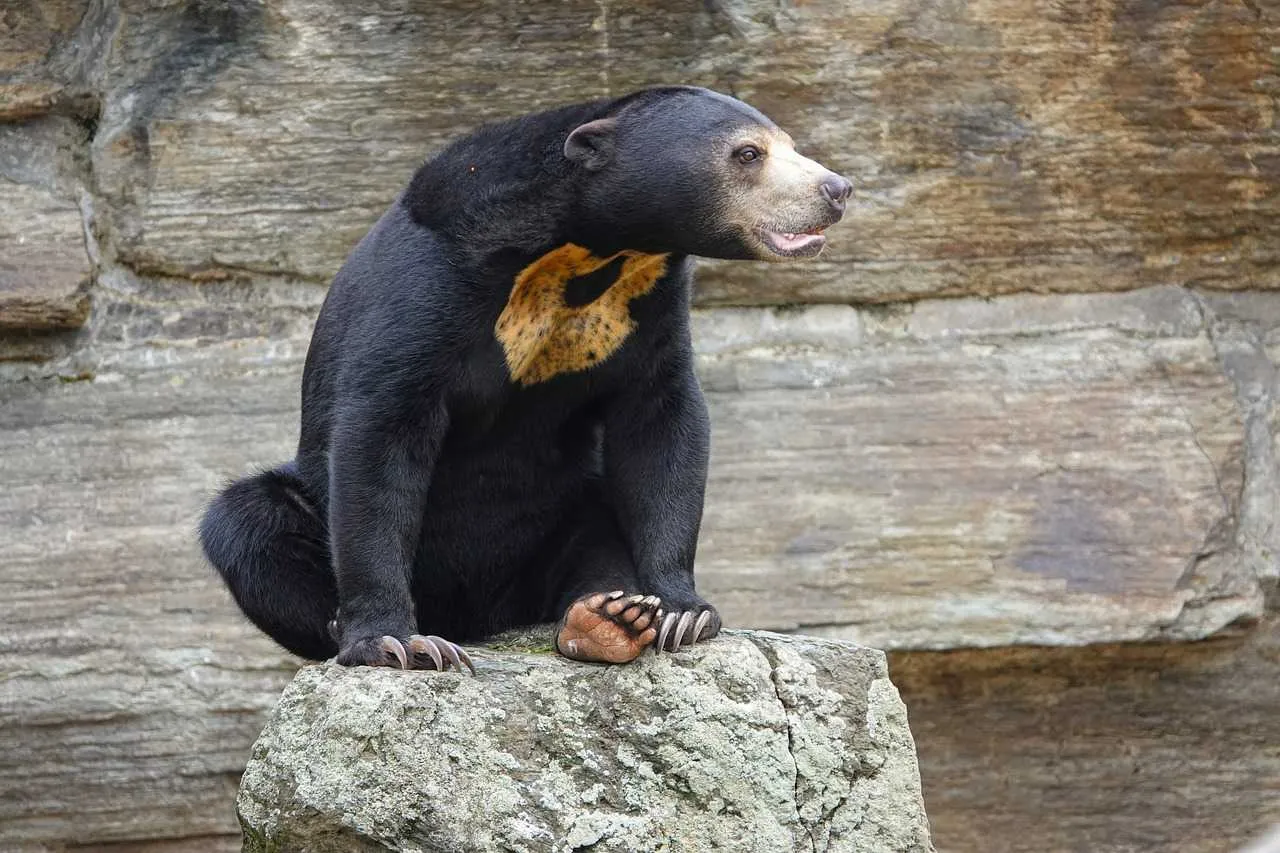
[495,243,669,386]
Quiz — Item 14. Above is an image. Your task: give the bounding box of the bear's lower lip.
[757,228,827,258]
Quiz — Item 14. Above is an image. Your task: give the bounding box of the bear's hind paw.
[556,590,661,664]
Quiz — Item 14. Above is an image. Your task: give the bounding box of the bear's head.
[563,87,852,262]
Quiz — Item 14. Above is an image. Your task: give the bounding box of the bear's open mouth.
[755,225,827,259]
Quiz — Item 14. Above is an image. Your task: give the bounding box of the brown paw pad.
[556,590,662,664]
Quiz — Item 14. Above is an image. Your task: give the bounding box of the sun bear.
[199,86,851,671]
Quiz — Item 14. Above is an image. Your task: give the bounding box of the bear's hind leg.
[543,504,668,663]
[199,464,337,660]
[544,500,722,661]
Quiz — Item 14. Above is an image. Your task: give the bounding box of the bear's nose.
[821,175,853,212]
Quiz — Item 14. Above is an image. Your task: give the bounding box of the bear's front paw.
[654,604,720,653]
[556,590,662,663]
[335,633,475,674]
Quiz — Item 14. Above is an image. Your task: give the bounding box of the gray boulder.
[237,629,934,853]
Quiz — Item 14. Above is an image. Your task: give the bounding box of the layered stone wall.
[1,1,1276,850]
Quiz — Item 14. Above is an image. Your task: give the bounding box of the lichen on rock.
[236,629,934,853]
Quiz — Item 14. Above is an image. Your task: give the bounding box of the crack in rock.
[750,637,818,853]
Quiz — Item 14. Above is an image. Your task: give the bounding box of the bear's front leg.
[328,398,474,674]
[601,353,724,655]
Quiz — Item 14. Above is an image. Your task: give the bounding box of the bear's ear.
[564,118,618,171]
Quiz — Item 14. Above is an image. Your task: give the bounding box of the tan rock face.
[2,1,1276,320]
[1,2,1278,850]
[696,290,1257,649]
[0,118,92,329]
[3,1,1278,315]
[0,0,102,120]
[0,178,90,328]
[2,286,1274,847]
[892,615,1280,853]
[72,0,1280,301]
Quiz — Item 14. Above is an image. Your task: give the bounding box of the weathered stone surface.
[890,614,1280,853]
[76,0,1278,302]
[0,3,1274,851]
[237,630,933,853]
[0,179,90,328]
[4,284,1272,849]
[695,286,1272,649]
[1242,827,1280,853]
[0,0,108,120]
[0,324,303,848]
[0,118,93,329]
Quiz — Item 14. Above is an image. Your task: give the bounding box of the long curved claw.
[630,600,659,631]
[651,607,720,654]
[407,635,444,671]
[672,611,696,649]
[428,635,476,675]
[404,634,476,675]
[453,643,476,675]
[693,609,714,643]
[656,611,678,653]
[379,635,409,670]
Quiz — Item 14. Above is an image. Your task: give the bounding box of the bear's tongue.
[765,229,825,253]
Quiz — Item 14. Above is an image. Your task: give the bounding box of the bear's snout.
[821,174,853,215]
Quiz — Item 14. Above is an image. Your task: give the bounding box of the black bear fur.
[199,86,849,664]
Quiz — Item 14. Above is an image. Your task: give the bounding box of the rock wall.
[891,615,1280,853]
[1,1,1277,851]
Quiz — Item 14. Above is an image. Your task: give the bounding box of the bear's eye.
[734,145,762,164]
